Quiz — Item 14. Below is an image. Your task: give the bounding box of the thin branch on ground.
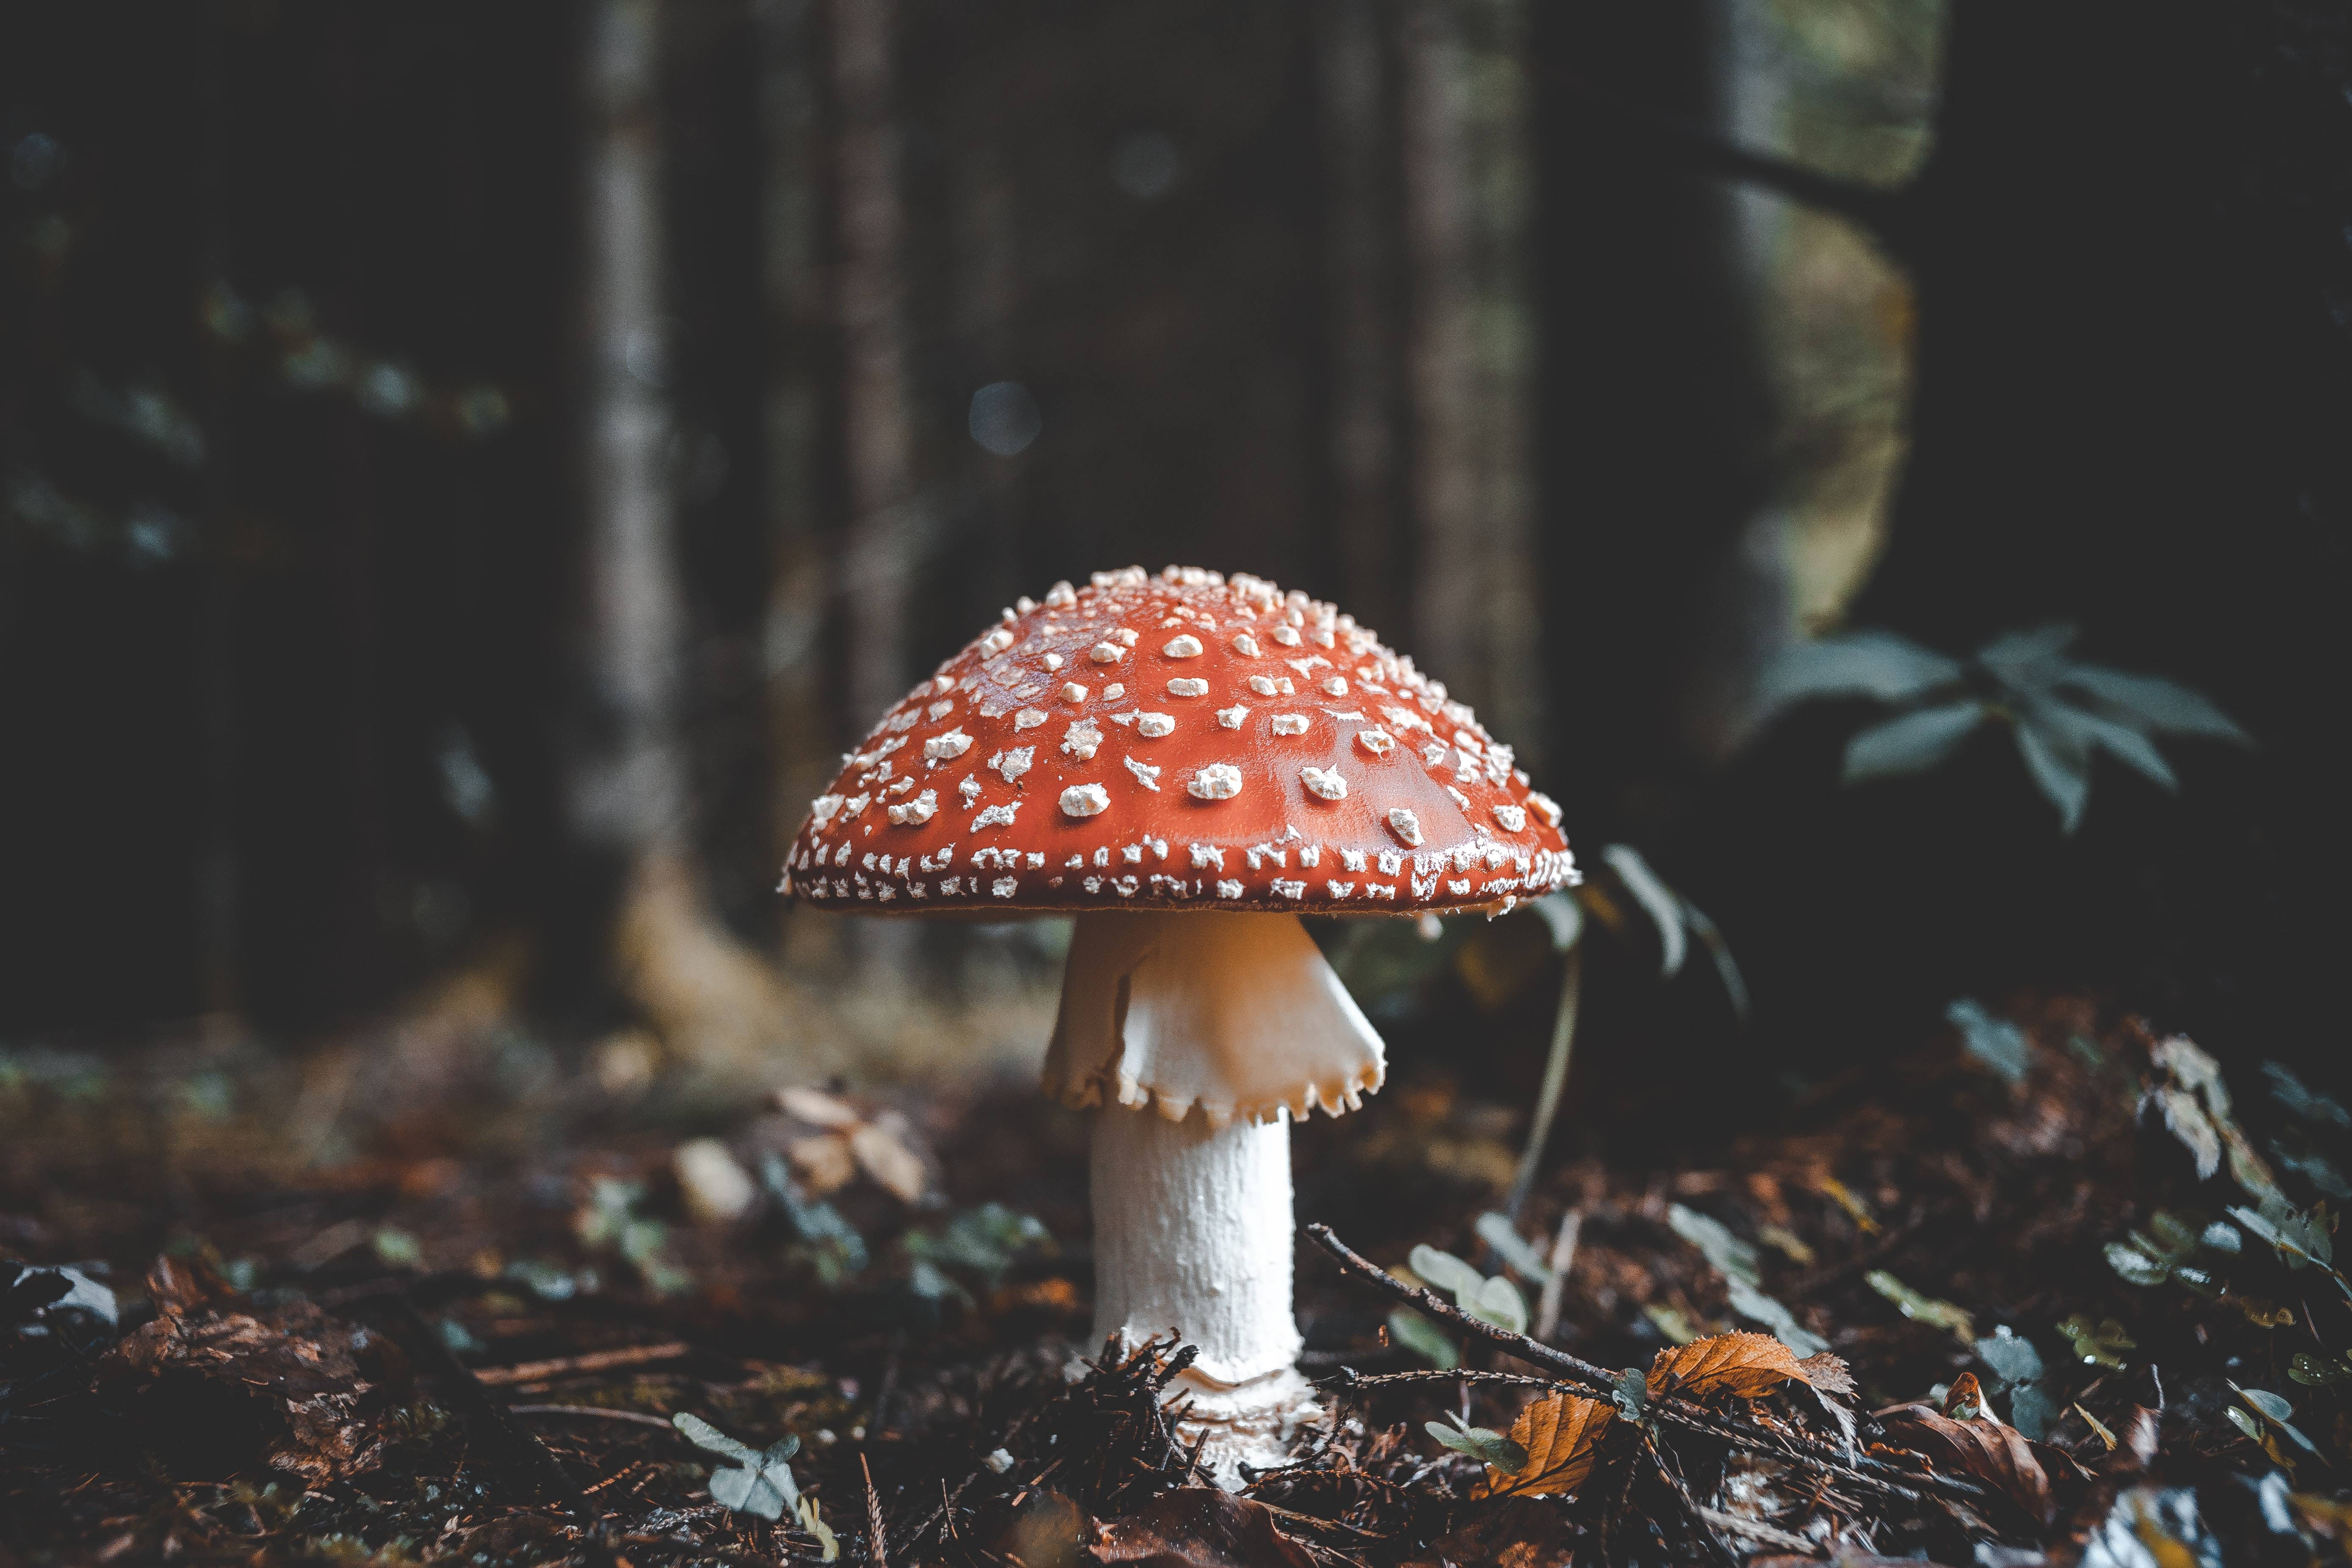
[1303,1221,1991,1507]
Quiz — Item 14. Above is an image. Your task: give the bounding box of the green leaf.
[2013,713,2091,833]
[1644,1303,1703,1345]
[1668,1203,1762,1288]
[1531,891,1584,952]
[1409,1246,1486,1301]
[2227,1405,2264,1444]
[1726,1276,1830,1356]
[1975,623,2079,691]
[2270,1132,2352,1200]
[2106,1243,2170,1287]
[1475,1212,1556,1284]
[2233,1384,2323,1458]
[904,1203,1052,1290]
[1676,896,1752,1023]
[1611,1367,1650,1421]
[1866,1270,1976,1344]
[2057,664,2250,743]
[2059,1315,2135,1369]
[1760,631,1966,707]
[1977,1327,2045,1386]
[2264,1062,2352,1130]
[1841,700,1989,783]
[2053,701,2179,792]
[675,1413,804,1521]
[2019,691,2182,792]
[1946,998,2030,1086]
[2230,1200,2334,1270]
[1387,1307,1460,1369]
[2007,1383,2057,1442]
[2236,1386,2295,1423]
[1600,844,1686,978]
[2288,1353,2352,1387]
[1425,1415,1528,1472]
[1466,1275,1530,1335]
[674,1411,760,1466]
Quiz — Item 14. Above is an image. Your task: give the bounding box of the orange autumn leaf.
[1479,1392,1614,1497]
[1647,1331,1810,1401]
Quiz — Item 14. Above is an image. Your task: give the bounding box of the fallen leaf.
[1479,1391,1614,1497]
[96,1256,408,1483]
[1942,1371,1989,1421]
[776,1085,863,1129]
[790,1133,858,1195]
[1796,1352,1856,1398]
[849,1116,928,1203]
[1647,1331,1807,1401]
[777,1091,929,1201]
[1092,1489,1316,1568]
[1876,1403,2056,1524]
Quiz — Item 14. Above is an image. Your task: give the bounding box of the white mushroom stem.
[1044,910,1387,1485]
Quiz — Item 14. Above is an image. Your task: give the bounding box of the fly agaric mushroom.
[781,566,1577,1481]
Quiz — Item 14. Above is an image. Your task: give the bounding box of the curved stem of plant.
[1506,944,1583,1221]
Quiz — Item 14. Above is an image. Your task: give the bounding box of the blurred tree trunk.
[827,0,914,734]
[756,0,837,970]
[1315,0,1407,642]
[1530,0,1774,838]
[825,0,918,967]
[1398,0,1541,753]
[194,0,242,1029]
[1840,0,2352,1060]
[329,8,391,1013]
[579,0,794,1068]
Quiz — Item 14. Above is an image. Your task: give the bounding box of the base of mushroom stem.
[1162,1361,1323,1489]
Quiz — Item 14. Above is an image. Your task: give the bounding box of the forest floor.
[4,992,2350,1567]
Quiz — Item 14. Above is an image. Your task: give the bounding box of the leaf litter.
[1,999,2349,1565]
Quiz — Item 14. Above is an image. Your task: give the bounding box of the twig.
[377,1295,617,1566]
[473,1341,694,1386]
[1695,1506,1817,1555]
[1536,61,1921,262]
[508,1404,678,1430]
[1645,1437,1741,1568]
[1535,1209,1583,1342]
[1506,946,1584,1220]
[1305,1222,1988,1507]
[871,1327,906,1435]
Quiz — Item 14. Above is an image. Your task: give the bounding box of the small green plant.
[1409,1245,1529,1334]
[1426,1410,1528,1472]
[673,1412,807,1523]
[1763,623,2250,832]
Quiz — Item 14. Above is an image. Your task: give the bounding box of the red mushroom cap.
[780,566,1578,916]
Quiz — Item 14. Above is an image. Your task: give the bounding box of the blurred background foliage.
[0,0,2345,1121]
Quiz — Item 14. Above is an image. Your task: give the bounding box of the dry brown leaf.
[1647,1331,1808,1402]
[1942,1371,1990,1420]
[777,1085,864,1130]
[790,1132,858,1194]
[849,1116,928,1203]
[1479,1392,1614,1497]
[1876,1403,2055,1524]
[96,1257,409,1483]
[1796,1351,1856,1398]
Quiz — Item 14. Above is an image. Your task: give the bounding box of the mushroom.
[781,566,1578,1483]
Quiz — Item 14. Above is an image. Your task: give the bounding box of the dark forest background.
[2,0,2346,1105]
